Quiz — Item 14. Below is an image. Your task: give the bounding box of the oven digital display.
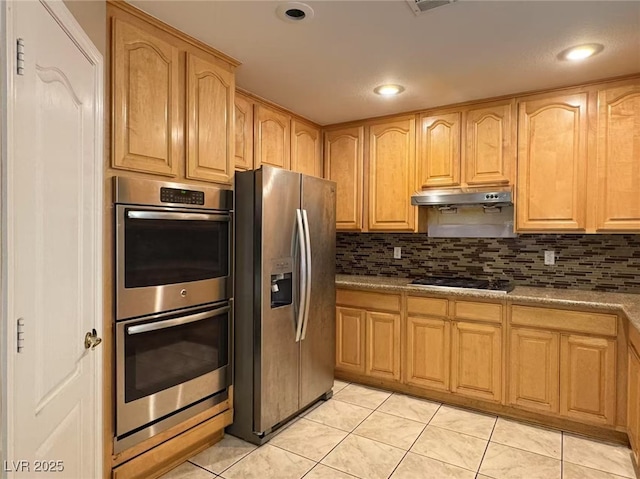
[160,187,205,205]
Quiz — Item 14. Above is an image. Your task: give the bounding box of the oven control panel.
[160,187,205,205]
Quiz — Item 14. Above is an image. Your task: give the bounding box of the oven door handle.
[127,210,231,222]
[127,306,230,335]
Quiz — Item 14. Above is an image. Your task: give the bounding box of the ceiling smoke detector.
[406,0,457,16]
[276,2,314,23]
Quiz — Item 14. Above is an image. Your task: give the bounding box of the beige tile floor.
[161,380,638,479]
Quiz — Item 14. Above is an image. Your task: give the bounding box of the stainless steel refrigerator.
[228,166,336,445]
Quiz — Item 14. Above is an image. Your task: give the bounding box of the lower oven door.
[116,301,231,437]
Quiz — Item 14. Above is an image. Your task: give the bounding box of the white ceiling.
[129,0,640,125]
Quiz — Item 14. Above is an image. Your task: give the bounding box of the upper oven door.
[116,205,232,320]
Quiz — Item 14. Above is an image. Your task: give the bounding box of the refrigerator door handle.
[300,209,312,340]
[295,209,307,342]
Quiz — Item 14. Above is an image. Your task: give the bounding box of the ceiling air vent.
[406,0,456,16]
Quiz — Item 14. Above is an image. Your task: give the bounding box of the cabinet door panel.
[366,311,401,381]
[517,93,588,231]
[113,19,180,176]
[406,316,450,391]
[291,120,322,177]
[560,334,616,425]
[368,117,416,231]
[186,53,234,184]
[465,101,514,186]
[325,127,364,231]
[254,104,290,170]
[509,328,559,413]
[628,349,640,461]
[451,321,502,402]
[234,93,253,171]
[419,112,461,188]
[336,307,366,374]
[596,83,640,231]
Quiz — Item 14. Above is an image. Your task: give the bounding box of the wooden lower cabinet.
[628,347,640,463]
[406,316,450,391]
[451,321,502,402]
[366,311,401,381]
[336,307,366,374]
[560,334,616,425]
[508,328,559,413]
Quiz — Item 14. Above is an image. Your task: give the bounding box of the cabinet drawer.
[510,305,617,336]
[454,301,502,323]
[407,296,448,318]
[336,289,401,312]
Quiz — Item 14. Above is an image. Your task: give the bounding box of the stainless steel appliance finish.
[115,301,231,439]
[411,187,513,207]
[114,176,233,320]
[229,166,336,445]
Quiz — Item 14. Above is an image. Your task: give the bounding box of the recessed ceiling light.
[374,84,405,96]
[558,43,604,61]
[276,2,314,23]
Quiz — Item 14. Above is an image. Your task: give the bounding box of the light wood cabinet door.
[627,348,640,462]
[325,127,364,231]
[464,100,515,186]
[560,334,616,425]
[254,104,290,170]
[516,93,589,231]
[451,321,502,402]
[291,120,322,177]
[368,117,416,231]
[366,311,401,381]
[595,83,640,231]
[112,18,180,177]
[234,93,253,171]
[185,53,234,184]
[336,307,365,374]
[508,328,559,413]
[406,316,450,391]
[418,112,461,188]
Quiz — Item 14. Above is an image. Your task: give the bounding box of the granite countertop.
[336,274,640,331]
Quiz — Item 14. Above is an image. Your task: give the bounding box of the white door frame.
[1,1,104,477]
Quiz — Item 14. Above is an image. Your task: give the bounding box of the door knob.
[84,328,102,350]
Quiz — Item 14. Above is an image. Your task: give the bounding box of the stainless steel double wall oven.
[113,177,233,452]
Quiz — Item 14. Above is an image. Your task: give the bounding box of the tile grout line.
[476,415,499,476]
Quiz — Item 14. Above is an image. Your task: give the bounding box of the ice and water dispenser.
[270,258,293,308]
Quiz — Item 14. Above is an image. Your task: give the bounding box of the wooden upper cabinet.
[368,117,416,231]
[418,112,461,188]
[595,82,640,231]
[185,53,234,184]
[451,321,502,402]
[234,93,253,171]
[325,127,364,231]
[464,100,515,186]
[516,92,589,231]
[112,18,180,177]
[254,104,291,170]
[365,311,401,381]
[291,120,322,177]
[560,334,616,425]
[508,328,559,414]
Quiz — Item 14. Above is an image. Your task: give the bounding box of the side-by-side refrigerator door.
[254,167,302,434]
[299,175,336,407]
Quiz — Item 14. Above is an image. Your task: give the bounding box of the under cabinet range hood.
[411,188,513,207]
[411,187,517,238]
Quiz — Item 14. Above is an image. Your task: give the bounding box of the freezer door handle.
[295,209,307,342]
[301,209,312,340]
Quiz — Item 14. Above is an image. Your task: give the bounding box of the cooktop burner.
[409,276,514,293]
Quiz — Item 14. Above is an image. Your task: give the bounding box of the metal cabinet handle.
[84,329,102,350]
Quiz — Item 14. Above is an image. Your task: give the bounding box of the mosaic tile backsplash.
[336,233,640,293]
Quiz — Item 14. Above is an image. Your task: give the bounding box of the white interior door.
[3,1,103,478]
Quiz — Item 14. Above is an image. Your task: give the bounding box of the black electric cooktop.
[409,276,515,293]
